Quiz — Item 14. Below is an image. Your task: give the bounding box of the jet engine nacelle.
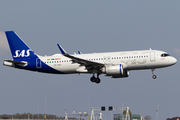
[111,70,129,78]
[102,64,123,76]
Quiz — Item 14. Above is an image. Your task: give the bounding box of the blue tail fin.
[5,31,37,60]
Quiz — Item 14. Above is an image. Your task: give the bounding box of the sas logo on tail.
[13,49,31,58]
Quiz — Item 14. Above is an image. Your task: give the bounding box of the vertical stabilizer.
[5,31,37,60]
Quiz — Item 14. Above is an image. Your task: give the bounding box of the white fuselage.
[38,50,177,74]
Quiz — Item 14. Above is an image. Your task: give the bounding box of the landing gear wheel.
[151,69,157,79]
[90,69,101,84]
[95,77,101,84]
[152,75,157,79]
[90,76,96,82]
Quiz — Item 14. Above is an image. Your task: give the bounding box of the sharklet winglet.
[78,51,82,54]
[57,44,67,55]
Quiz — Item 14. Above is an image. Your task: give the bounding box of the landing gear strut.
[151,69,157,79]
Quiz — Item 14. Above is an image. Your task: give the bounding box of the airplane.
[3,31,177,84]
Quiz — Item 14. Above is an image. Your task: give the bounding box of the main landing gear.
[90,69,101,84]
[90,75,101,84]
[151,69,157,79]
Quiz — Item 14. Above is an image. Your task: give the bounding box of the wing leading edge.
[57,44,104,68]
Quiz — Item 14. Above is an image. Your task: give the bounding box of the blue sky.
[0,1,180,120]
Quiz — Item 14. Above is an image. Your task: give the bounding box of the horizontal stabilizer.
[3,60,27,67]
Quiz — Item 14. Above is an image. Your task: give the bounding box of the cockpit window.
[161,53,170,57]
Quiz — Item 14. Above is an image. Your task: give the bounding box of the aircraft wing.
[57,44,104,68]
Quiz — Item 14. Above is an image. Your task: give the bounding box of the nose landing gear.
[152,75,157,79]
[151,69,157,79]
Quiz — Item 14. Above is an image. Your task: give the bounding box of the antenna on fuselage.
[149,48,152,50]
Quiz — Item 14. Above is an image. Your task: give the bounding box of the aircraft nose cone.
[172,57,177,65]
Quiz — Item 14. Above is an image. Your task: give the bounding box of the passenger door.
[150,52,155,61]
